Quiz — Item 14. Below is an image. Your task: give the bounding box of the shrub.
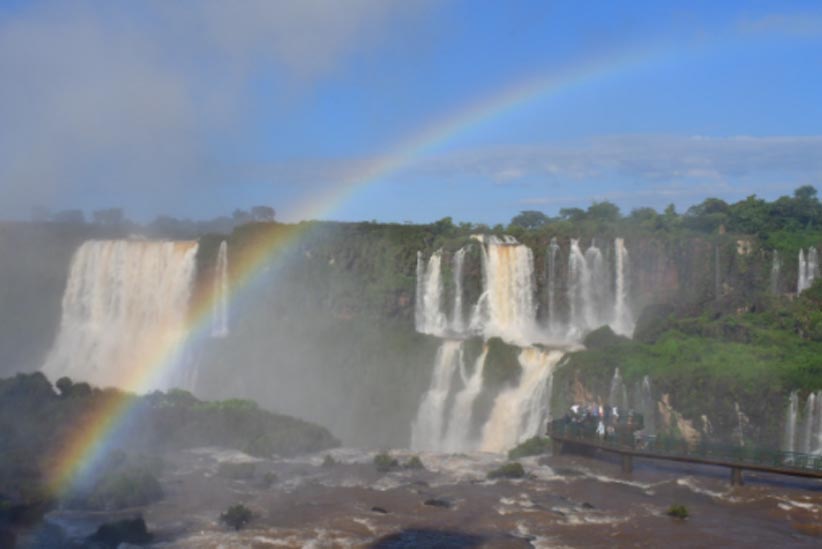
[403,456,425,470]
[322,455,337,468]
[220,504,253,531]
[260,472,277,488]
[373,452,399,472]
[83,467,163,511]
[667,504,689,519]
[487,462,525,479]
[88,516,151,546]
[508,436,551,459]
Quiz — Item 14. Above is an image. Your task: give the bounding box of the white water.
[442,345,488,451]
[638,376,656,436]
[479,235,538,345]
[770,250,781,294]
[415,249,447,335]
[480,348,564,452]
[546,237,560,334]
[612,238,634,336]
[42,240,198,391]
[450,246,468,333]
[784,391,799,453]
[410,341,463,450]
[798,247,819,293]
[608,368,628,411]
[211,241,229,338]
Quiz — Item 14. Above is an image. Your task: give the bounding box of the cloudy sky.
[1,0,821,224]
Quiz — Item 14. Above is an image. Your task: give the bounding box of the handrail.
[547,419,822,473]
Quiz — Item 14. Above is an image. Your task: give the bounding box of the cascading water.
[42,240,199,391]
[211,240,229,338]
[479,348,564,453]
[450,246,468,333]
[546,237,560,334]
[480,235,538,345]
[442,345,488,451]
[612,238,634,336]
[410,340,463,450]
[770,250,781,295]
[798,247,819,293]
[783,391,799,453]
[634,375,656,436]
[609,368,628,411]
[803,392,816,454]
[415,249,447,335]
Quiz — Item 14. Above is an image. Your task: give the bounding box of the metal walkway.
[546,419,822,485]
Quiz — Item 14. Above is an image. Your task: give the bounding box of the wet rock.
[423,498,452,509]
[582,502,595,509]
[87,516,152,547]
[371,506,389,514]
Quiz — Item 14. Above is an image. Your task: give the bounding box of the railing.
[547,419,822,473]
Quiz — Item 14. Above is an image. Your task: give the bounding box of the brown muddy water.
[30,447,822,548]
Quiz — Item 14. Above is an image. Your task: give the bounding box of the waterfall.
[803,392,816,454]
[770,250,781,294]
[414,249,447,335]
[567,239,589,335]
[450,246,468,333]
[546,237,560,334]
[640,376,656,435]
[611,238,634,336]
[814,390,822,455]
[476,235,537,345]
[584,243,606,329]
[798,247,819,293]
[211,241,229,338]
[410,341,463,450]
[442,345,488,451]
[609,368,628,410]
[42,240,198,391]
[784,391,799,452]
[479,348,564,452]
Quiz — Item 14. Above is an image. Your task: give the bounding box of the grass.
[487,462,525,479]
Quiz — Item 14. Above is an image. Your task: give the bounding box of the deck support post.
[551,439,563,455]
[621,453,633,474]
[730,467,744,486]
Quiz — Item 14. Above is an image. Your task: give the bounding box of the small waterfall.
[814,390,822,455]
[476,235,537,345]
[584,243,606,329]
[479,348,564,452]
[784,391,799,452]
[450,246,468,333]
[770,250,781,294]
[211,240,229,338]
[637,375,656,435]
[410,341,463,450]
[608,368,628,411]
[567,239,589,335]
[442,345,488,451]
[415,249,447,335]
[803,392,816,454]
[546,237,560,334]
[611,238,634,336]
[42,240,199,391]
[798,247,819,293]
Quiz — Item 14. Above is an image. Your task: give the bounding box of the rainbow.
[46,47,658,495]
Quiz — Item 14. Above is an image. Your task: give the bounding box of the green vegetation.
[220,503,253,531]
[508,436,552,459]
[667,504,689,519]
[373,452,399,472]
[403,456,425,470]
[487,462,526,479]
[322,454,337,468]
[88,516,152,546]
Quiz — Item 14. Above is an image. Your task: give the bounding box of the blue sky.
[1,1,821,224]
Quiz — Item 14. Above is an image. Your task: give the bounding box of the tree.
[251,206,275,222]
[52,209,85,224]
[587,201,620,222]
[220,504,253,530]
[794,185,818,201]
[558,207,586,222]
[510,210,549,230]
[56,377,73,396]
[232,209,252,225]
[92,208,124,226]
